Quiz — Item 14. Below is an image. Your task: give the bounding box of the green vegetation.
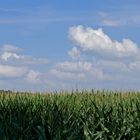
[0,90,140,139]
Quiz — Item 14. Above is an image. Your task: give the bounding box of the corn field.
[0,90,140,139]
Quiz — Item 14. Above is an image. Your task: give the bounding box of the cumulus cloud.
[1,54,48,66]
[1,25,140,91]
[46,25,140,90]
[1,52,21,61]
[68,47,81,59]
[0,65,27,78]
[1,44,22,52]
[50,61,104,81]
[25,70,40,83]
[69,25,140,59]
[129,61,140,71]
[95,60,129,73]
[0,45,48,65]
[51,69,85,80]
[0,44,49,91]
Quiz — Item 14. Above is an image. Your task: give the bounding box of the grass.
[0,90,140,139]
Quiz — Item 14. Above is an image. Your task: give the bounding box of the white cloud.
[25,70,40,83]
[98,11,121,27]
[1,44,22,53]
[68,47,81,59]
[1,25,140,91]
[101,19,121,27]
[95,60,129,73]
[1,52,21,61]
[51,69,85,80]
[69,25,140,59]
[98,11,140,27]
[0,65,27,78]
[129,61,140,71]
[0,44,49,91]
[51,61,104,81]
[0,45,48,65]
[54,61,92,73]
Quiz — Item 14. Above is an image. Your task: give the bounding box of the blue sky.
[0,0,140,91]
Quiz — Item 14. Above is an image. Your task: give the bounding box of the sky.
[0,0,140,91]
